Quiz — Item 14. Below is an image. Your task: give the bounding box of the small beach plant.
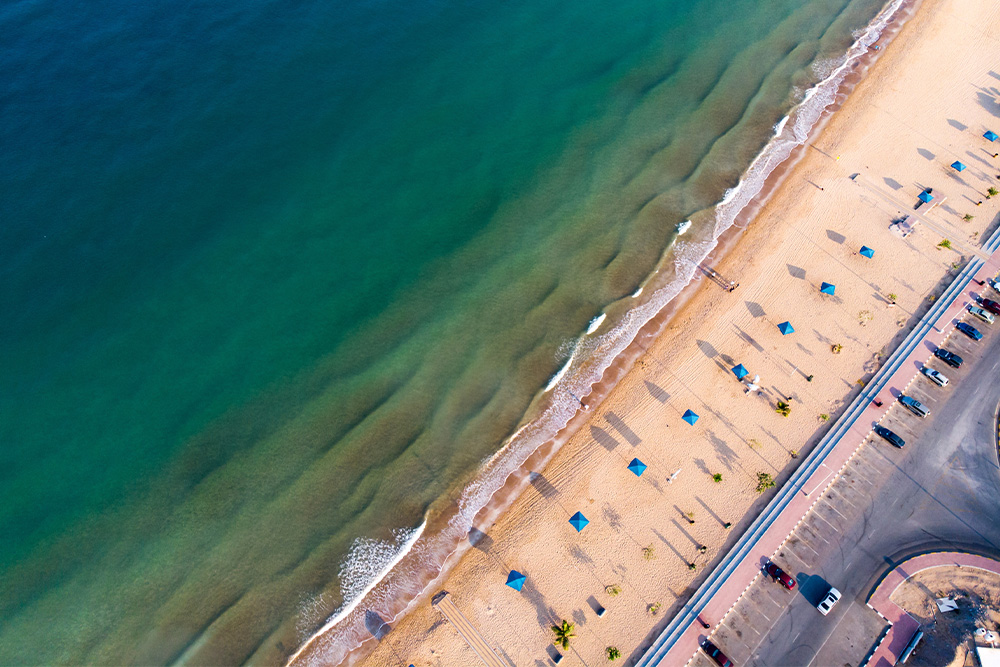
[963,214,974,222]
[858,309,873,326]
[648,601,661,615]
[606,646,621,661]
[685,511,695,524]
[712,473,723,483]
[642,545,656,561]
[939,239,953,248]
[819,413,829,421]
[605,583,621,597]
[776,401,791,417]
[552,620,575,650]
[988,187,998,198]
[886,293,897,304]
[756,472,775,493]
[831,343,843,354]
[688,562,697,571]
[748,438,760,449]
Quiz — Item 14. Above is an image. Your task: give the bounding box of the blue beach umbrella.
[820,282,836,295]
[506,570,526,591]
[682,409,699,425]
[951,161,966,172]
[918,191,934,203]
[986,130,998,142]
[569,511,589,532]
[731,363,749,379]
[627,458,647,477]
[777,321,795,335]
[860,245,875,258]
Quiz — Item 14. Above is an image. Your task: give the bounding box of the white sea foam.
[544,345,577,392]
[676,220,692,235]
[290,2,911,664]
[586,313,607,334]
[287,523,424,666]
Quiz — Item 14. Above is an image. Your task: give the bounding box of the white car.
[817,587,841,615]
[968,306,995,324]
[921,367,949,387]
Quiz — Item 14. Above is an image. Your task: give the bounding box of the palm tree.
[552,620,575,650]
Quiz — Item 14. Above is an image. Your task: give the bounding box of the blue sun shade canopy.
[820,282,836,295]
[860,245,875,258]
[506,570,526,591]
[778,321,795,335]
[731,363,748,379]
[569,511,589,532]
[918,191,934,203]
[682,409,699,425]
[627,458,647,477]
[951,161,966,172]
[985,130,998,142]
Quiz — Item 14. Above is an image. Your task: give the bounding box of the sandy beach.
[307,0,1000,664]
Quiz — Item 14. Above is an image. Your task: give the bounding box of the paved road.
[697,314,1000,667]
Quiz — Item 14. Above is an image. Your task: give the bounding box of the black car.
[956,322,983,340]
[934,348,963,368]
[701,640,734,667]
[874,425,905,448]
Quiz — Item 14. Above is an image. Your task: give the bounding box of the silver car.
[921,367,949,387]
[968,306,995,324]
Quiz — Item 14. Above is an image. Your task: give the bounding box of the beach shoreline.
[283,0,956,664]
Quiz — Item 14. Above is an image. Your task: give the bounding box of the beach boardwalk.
[431,591,509,667]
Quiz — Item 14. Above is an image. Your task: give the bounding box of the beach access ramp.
[431,591,509,667]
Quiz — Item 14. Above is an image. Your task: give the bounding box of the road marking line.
[800,521,832,545]
[811,509,842,534]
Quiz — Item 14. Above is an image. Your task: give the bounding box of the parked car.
[934,348,963,368]
[979,298,1000,315]
[899,395,930,418]
[700,640,733,667]
[874,425,905,448]
[988,277,1000,293]
[816,587,842,615]
[957,322,983,340]
[921,367,949,387]
[968,306,995,324]
[764,562,796,590]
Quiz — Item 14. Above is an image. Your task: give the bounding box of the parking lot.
[689,305,995,667]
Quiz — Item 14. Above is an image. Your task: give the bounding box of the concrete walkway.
[864,552,1000,667]
[636,227,1000,667]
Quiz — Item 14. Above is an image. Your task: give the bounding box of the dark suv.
[934,348,963,368]
[957,322,983,340]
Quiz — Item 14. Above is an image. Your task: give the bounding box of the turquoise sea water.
[0,0,890,663]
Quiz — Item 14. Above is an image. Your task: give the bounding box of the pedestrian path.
[431,591,508,667]
[864,552,1000,667]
